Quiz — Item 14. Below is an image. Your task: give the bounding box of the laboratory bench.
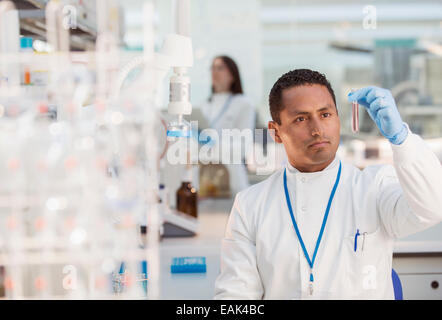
[158,198,233,300]
[161,198,442,300]
[0,198,439,299]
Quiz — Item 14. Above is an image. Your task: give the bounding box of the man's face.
[268,84,340,172]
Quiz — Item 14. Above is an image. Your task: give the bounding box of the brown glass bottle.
[176,181,198,218]
[0,265,4,297]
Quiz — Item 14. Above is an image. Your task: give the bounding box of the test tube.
[351,89,359,133]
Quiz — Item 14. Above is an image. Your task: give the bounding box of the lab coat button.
[301,177,306,182]
[301,206,307,211]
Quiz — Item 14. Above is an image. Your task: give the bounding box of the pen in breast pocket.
[354,229,368,252]
[354,229,360,252]
[361,232,367,251]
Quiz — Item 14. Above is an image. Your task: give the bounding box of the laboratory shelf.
[15,0,98,51]
[401,105,442,116]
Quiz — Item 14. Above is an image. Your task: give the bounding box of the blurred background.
[129,0,442,180]
[0,0,441,300]
[140,0,442,138]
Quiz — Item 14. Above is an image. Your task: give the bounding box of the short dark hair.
[211,55,243,95]
[269,69,337,124]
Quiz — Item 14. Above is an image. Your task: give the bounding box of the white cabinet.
[393,253,442,300]
[393,222,442,300]
[396,273,441,300]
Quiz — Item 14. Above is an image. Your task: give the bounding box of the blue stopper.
[20,37,33,49]
[167,130,191,138]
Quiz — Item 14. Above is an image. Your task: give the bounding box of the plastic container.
[20,37,33,85]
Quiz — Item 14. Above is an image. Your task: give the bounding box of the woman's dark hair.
[211,55,243,95]
[269,69,337,124]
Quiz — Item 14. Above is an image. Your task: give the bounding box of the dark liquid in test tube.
[351,90,359,133]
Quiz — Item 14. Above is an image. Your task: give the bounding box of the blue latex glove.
[348,86,408,145]
[193,128,216,147]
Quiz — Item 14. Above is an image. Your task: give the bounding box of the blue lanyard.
[283,160,341,295]
[209,94,233,128]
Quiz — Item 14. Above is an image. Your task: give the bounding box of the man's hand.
[348,86,408,145]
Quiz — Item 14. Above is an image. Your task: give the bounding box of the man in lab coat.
[214,69,442,299]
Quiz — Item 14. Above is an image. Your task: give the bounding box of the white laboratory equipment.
[0,0,195,300]
[163,0,193,141]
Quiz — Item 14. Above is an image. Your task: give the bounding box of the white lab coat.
[200,93,256,196]
[214,127,442,299]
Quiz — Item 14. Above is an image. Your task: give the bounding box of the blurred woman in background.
[199,55,256,196]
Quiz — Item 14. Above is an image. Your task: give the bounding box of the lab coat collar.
[212,92,231,101]
[286,155,340,177]
[213,92,231,97]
